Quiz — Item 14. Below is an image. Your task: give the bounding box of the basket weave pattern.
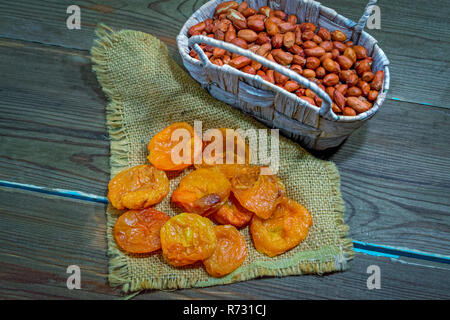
[177,0,390,150]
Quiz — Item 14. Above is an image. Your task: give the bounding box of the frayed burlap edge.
[91,24,353,293]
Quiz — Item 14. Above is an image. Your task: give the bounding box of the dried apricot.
[213,194,253,228]
[114,208,170,254]
[250,197,313,257]
[107,164,169,210]
[197,128,251,166]
[148,122,201,171]
[172,167,231,216]
[160,213,217,267]
[203,225,247,277]
[231,166,285,219]
[196,128,251,179]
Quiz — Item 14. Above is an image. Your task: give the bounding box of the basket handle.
[353,0,378,42]
[188,35,336,121]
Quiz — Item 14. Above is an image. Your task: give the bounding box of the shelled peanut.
[187,1,383,116]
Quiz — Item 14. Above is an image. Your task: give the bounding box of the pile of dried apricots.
[188,1,384,116]
[109,122,313,277]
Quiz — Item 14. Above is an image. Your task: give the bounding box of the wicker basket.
[177,0,390,150]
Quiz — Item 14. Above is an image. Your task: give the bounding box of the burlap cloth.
[91,24,353,293]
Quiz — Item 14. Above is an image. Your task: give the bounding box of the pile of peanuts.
[188,1,384,117]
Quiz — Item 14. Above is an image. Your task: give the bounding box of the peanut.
[278,22,295,33]
[288,44,304,56]
[304,47,325,57]
[272,49,293,65]
[298,96,316,106]
[319,41,333,52]
[315,66,326,78]
[266,70,275,83]
[256,31,270,44]
[230,37,248,49]
[306,57,320,70]
[188,22,206,36]
[274,71,288,85]
[331,30,347,42]
[238,29,258,42]
[248,18,265,32]
[256,43,272,57]
[283,32,295,48]
[323,73,339,86]
[216,1,239,15]
[362,71,374,82]
[302,69,316,78]
[347,86,362,97]
[237,1,248,13]
[371,70,384,91]
[272,10,287,20]
[290,64,303,75]
[322,58,338,73]
[284,80,300,92]
[333,41,346,53]
[271,33,283,48]
[353,45,368,60]
[303,40,317,49]
[227,9,247,30]
[335,84,348,95]
[259,6,271,17]
[287,14,297,25]
[265,19,279,36]
[224,24,236,42]
[300,22,316,33]
[344,47,357,63]
[336,55,353,70]
[241,65,256,75]
[343,107,356,116]
[347,96,370,114]
[317,27,331,41]
[293,55,306,66]
[333,89,346,109]
[358,80,371,96]
[368,90,379,101]
[229,55,251,69]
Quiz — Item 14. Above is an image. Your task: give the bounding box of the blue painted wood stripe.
[1,180,449,264]
[0,180,108,204]
[353,241,450,265]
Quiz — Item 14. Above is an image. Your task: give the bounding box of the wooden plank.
[1,187,449,299]
[327,99,450,255]
[0,0,448,107]
[0,38,449,255]
[0,39,110,196]
[0,187,115,299]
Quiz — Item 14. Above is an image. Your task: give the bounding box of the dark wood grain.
[1,187,448,300]
[1,0,449,300]
[0,38,449,256]
[0,39,110,196]
[0,0,448,106]
[330,100,450,255]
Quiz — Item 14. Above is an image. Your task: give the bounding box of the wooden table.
[0,0,449,299]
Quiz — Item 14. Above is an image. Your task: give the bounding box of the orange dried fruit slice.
[171,167,231,216]
[107,164,169,210]
[250,197,313,257]
[160,213,217,267]
[114,207,170,254]
[148,122,202,171]
[196,128,251,167]
[212,194,254,228]
[203,225,247,277]
[231,165,285,219]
